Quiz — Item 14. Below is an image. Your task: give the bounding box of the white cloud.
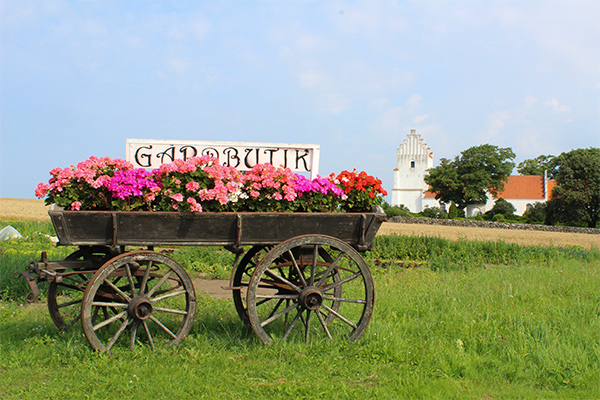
[315,92,348,115]
[524,95,538,107]
[369,106,404,134]
[166,58,191,74]
[413,114,429,124]
[544,98,571,113]
[481,110,511,141]
[299,70,328,89]
[406,94,422,109]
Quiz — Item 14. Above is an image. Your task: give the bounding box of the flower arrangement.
[36,156,388,213]
[335,169,387,212]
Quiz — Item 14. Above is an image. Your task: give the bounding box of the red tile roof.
[497,175,553,200]
[423,175,556,200]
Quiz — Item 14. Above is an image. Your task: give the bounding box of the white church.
[391,130,556,217]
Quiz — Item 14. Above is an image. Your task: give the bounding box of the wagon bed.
[49,210,385,250]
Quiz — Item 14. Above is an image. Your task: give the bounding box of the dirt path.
[193,278,231,299]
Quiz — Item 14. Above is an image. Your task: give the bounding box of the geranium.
[105,169,162,210]
[36,156,388,213]
[240,164,299,211]
[35,156,135,210]
[294,175,347,212]
[335,170,388,212]
[153,155,244,212]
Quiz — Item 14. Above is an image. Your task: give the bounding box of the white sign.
[126,139,320,178]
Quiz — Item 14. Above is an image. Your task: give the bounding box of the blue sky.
[1,0,599,200]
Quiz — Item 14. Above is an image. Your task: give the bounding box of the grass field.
[1,201,599,399]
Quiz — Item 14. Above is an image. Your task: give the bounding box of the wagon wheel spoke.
[106,317,132,352]
[81,251,196,352]
[129,320,140,351]
[149,315,178,339]
[304,310,313,343]
[47,247,116,333]
[264,269,302,293]
[57,298,82,309]
[138,262,153,295]
[260,302,299,328]
[309,246,319,286]
[282,308,303,340]
[232,246,273,326]
[320,304,357,329]
[125,263,136,294]
[316,309,332,340]
[288,250,308,287]
[141,320,154,350]
[102,277,131,302]
[264,299,285,321]
[316,252,344,288]
[247,235,374,345]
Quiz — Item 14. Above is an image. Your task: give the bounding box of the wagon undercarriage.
[20,210,386,352]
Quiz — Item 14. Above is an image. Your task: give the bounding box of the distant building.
[391,130,434,213]
[391,130,556,216]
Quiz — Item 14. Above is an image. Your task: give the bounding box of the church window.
[410,160,415,168]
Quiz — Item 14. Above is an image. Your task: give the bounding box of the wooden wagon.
[21,210,386,352]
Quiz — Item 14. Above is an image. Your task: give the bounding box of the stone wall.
[388,216,600,235]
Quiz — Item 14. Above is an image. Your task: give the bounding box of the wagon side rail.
[49,211,386,250]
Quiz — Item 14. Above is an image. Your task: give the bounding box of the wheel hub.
[128,296,153,320]
[299,287,323,310]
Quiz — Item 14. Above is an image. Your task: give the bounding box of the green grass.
[1,219,599,399]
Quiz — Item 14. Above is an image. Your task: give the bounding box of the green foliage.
[0,220,75,301]
[419,206,447,219]
[484,198,516,221]
[382,202,413,217]
[368,234,599,269]
[546,147,600,228]
[517,154,557,177]
[424,144,516,209]
[523,202,546,224]
[168,246,235,279]
[447,202,465,219]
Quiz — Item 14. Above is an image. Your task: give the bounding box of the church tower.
[391,129,434,212]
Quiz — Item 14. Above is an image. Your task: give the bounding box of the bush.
[382,202,413,217]
[493,214,506,222]
[447,202,465,219]
[523,202,546,224]
[420,206,447,219]
[485,198,516,220]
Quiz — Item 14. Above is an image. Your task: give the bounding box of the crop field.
[1,199,599,399]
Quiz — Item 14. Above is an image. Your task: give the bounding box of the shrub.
[447,202,465,219]
[485,198,516,220]
[420,206,447,219]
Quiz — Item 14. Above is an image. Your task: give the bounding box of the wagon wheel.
[47,246,116,332]
[247,235,374,345]
[231,246,272,326]
[81,251,196,353]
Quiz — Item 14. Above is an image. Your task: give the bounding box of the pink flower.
[187,197,203,212]
[70,201,82,211]
[170,193,184,202]
[186,181,200,191]
[35,183,50,198]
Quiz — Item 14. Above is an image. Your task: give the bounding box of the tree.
[545,148,600,228]
[517,155,557,177]
[523,202,546,224]
[424,144,516,210]
[484,198,516,220]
